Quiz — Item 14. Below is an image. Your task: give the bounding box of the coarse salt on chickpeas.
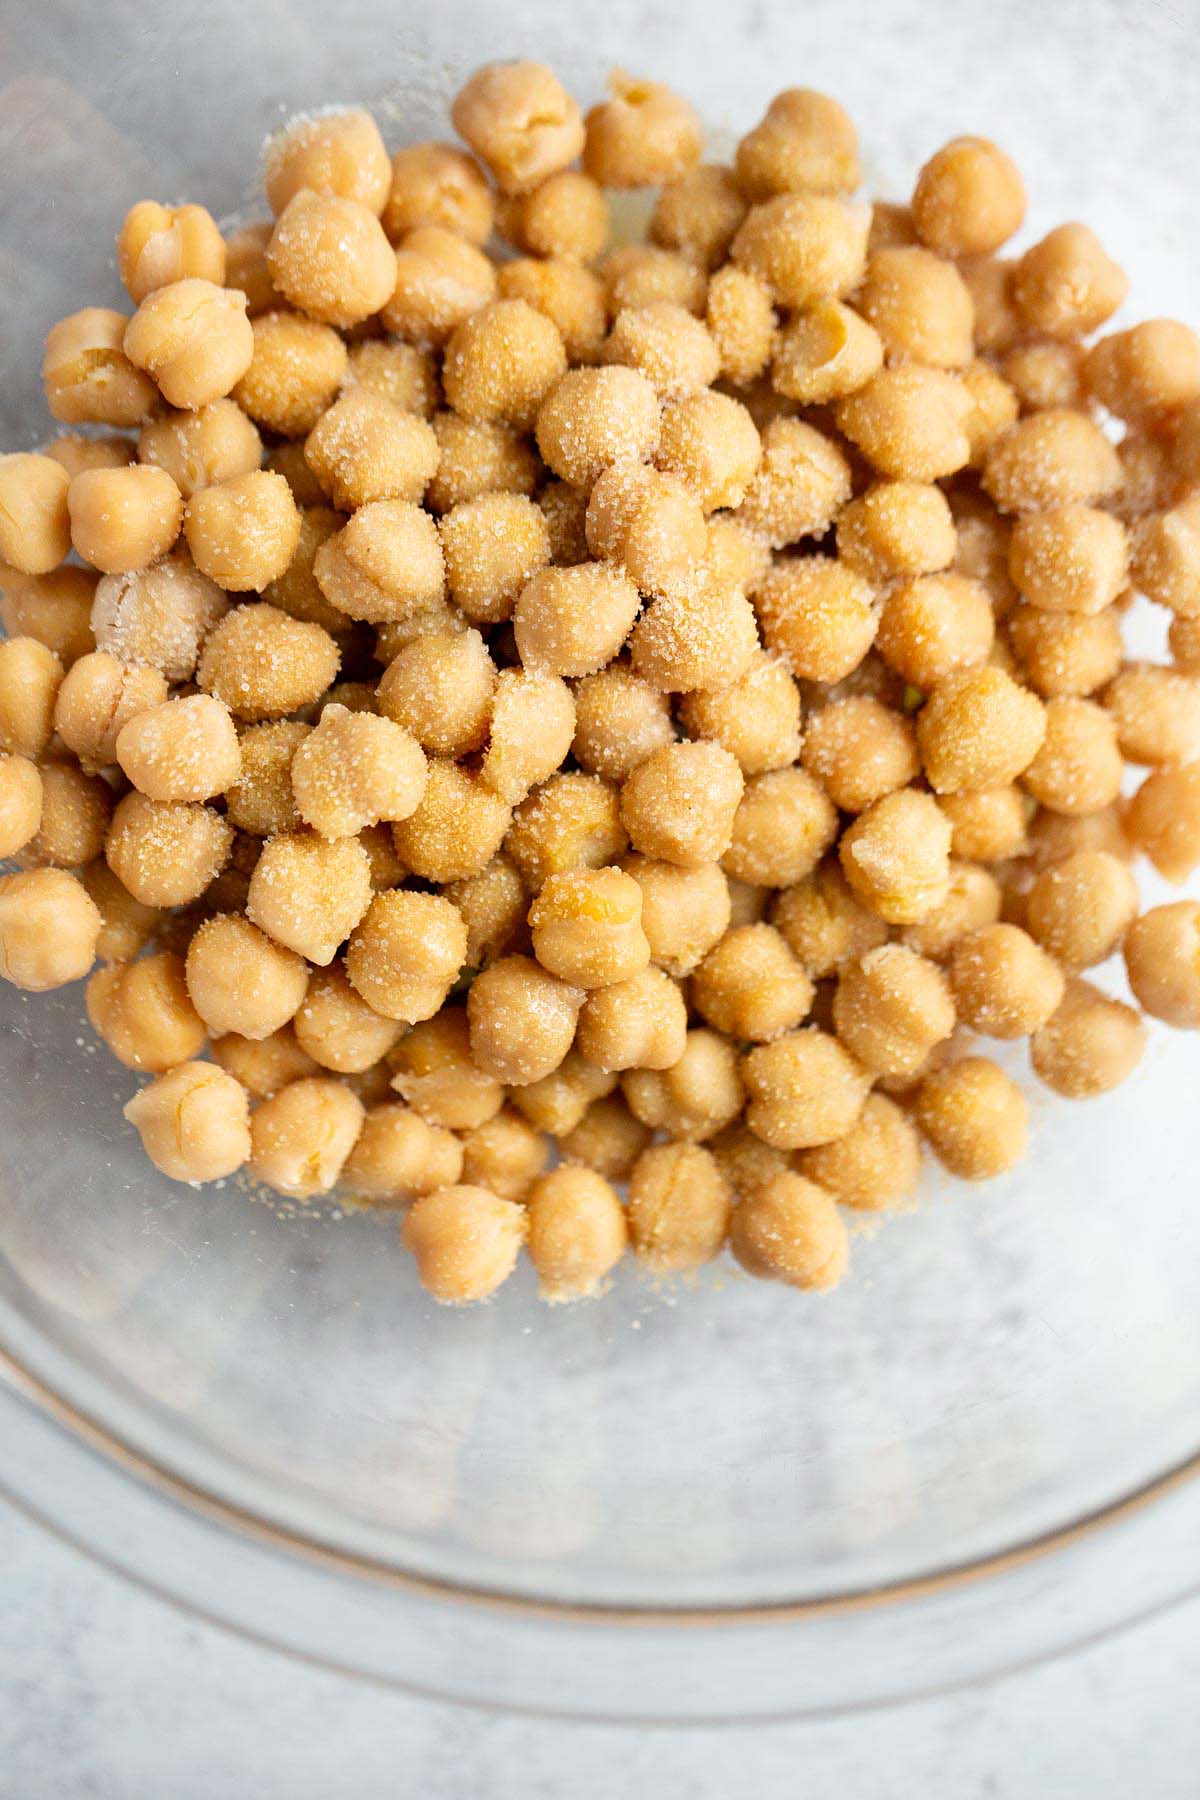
[114,691,239,804]
[1011,223,1128,340]
[722,766,838,890]
[512,562,641,680]
[583,71,702,188]
[984,409,1123,515]
[1021,695,1123,816]
[525,1166,628,1303]
[184,911,307,1040]
[912,135,1025,257]
[950,922,1064,1039]
[876,571,994,692]
[754,555,876,683]
[452,61,584,195]
[625,1141,731,1274]
[840,787,953,925]
[233,311,348,437]
[68,465,183,575]
[735,86,859,200]
[835,364,973,482]
[732,192,869,309]
[443,299,567,431]
[245,830,371,965]
[0,635,63,758]
[1008,606,1124,699]
[1008,505,1128,617]
[772,859,889,978]
[1103,663,1200,767]
[223,220,279,317]
[619,739,743,869]
[105,791,232,908]
[621,1025,741,1141]
[858,246,975,370]
[679,654,801,777]
[1085,319,1200,425]
[303,389,439,512]
[466,953,583,1085]
[939,786,1029,863]
[573,963,685,1074]
[198,601,337,721]
[742,1026,870,1150]
[1031,977,1147,1098]
[248,1076,364,1199]
[1124,900,1200,1027]
[508,1048,617,1138]
[1126,761,1200,883]
[690,921,813,1042]
[569,665,672,786]
[798,1091,922,1212]
[265,109,391,217]
[183,470,301,593]
[1170,615,1200,674]
[801,696,919,813]
[438,493,551,627]
[585,460,707,599]
[504,772,626,892]
[376,628,494,760]
[344,888,466,1024]
[1131,492,1200,620]
[221,720,306,836]
[917,665,1047,795]
[442,854,527,970]
[731,1170,849,1292]
[342,339,439,420]
[1001,339,1086,414]
[654,390,761,513]
[124,1060,250,1183]
[837,481,957,585]
[342,1102,463,1203]
[315,500,445,627]
[832,942,955,1078]
[43,308,158,428]
[402,1183,526,1304]
[0,867,101,990]
[266,189,395,329]
[392,758,511,883]
[0,454,71,575]
[497,256,609,364]
[705,264,777,387]
[560,1093,650,1180]
[16,760,110,869]
[535,366,660,490]
[915,1054,1028,1180]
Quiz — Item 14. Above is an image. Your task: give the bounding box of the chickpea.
[443,300,566,431]
[742,1026,870,1150]
[392,759,511,883]
[198,601,337,722]
[390,1005,503,1130]
[832,943,956,1079]
[772,859,889,978]
[90,553,228,682]
[469,667,573,808]
[433,498,550,634]
[341,888,465,1025]
[754,555,876,683]
[917,666,1047,795]
[342,1102,463,1203]
[572,963,683,1073]
[43,308,157,427]
[105,792,231,908]
[223,221,280,317]
[232,311,348,437]
[679,656,801,779]
[382,227,498,349]
[0,636,63,758]
[1011,223,1127,339]
[265,190,395,329]
[984,409,1124,516]
[840,788,953,924]
[1169,615,1200,674]
[949,922,1064,1040]
[651,391,760,516]
[260,506,346,635]
[378,142,492,253]
[618,739,743,869]
[1030,977,1147,1100]
[456,1107,546,1204]
[583,71,701,188]
[702,514,771,592]
[78,862,160,964]
[835,365,973,481]
[534,366,659,491]
[858,246,974,370]
[138,400,262,501]
[898,860,999,964]
[502,168,609,263]
[1001,339,1086,414]
[836,481,957,583]
[1085,319,1200,425]
[1021,695,1123,816]
[706,265,777,386]
[289,705,427,841]
[508,1047,616,1138]
[110,693,238,805]
[68,465,183,575]
[621,1025,739,1140]
[962,359,1021,465]
[1126,761,1200,883]
[939,786,1029,863]
[800,696,919,814]
[586,462,708,601]
[560,1092,651,1180]
[626,1141,731,1273]
[0,754,42,859]
[911,136,1025,257]
[0,867,101,990]
[265,109,390,217]
[210,1022,318,1097]
[732,193,869,308]
[123,279,254,411]
[0,563,97,665]
[1125,900,1200,1027]
[568,666,671,787]
[651,163,744,270]
[522,1166,625,1302]
[1024,848,1138,972]
[601,243,708,317]
[16,761,110,870]
[1026,803,1133,874]
[302,390,438,513]
[510,563,640,680]
[402,1183,526,1304]
[1007,505,1128,620]
[875,571,995,693]
[730,1170,849,1292]
[1113,430,1178,521]
[605,303,718,403]
[538,481,590,567]
[248,1076,364,1199]
[505,772,626,890]
[117,200,225,305]
[1104,663,1200,767]
[1131,493,1200,620]
[182,469,302,593]
[215,721,303,838]
[451,60,584,194]
[722,767,838,890]
[496,257,607,364]
[599,856,729,990]
[803,1096,921,1216]
[0,453,71,576]
[374,629,493,761]
[771,299,883,406]
[527,865,649,990]
[1008,605,1124,700]
[342,339,439,418]
[314,500,444,627]
[467,953,582,1085]
[915,1054,1028,1179]
[245,830,371,964]
[124,1061,251,1183]
[288,961,401,1073]
[734,87,858,200]
[687,922,811,1044]
[180,912,306,1041]
[442,855,528,970]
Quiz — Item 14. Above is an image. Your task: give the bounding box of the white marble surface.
[2,1497,1198,1798]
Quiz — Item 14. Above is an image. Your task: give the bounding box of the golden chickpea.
[179,912,305,1041]
[43,308,157,427]
[583,71,702,188]
[772,859,888,977]
[510,563,639,680]
[722,767,838,890]
[341,1102,463,1203]
[453,1108,543,1204]
[288,961,400,1073]
[232,311,348,437]
[732,192,869,309]
[440,856,527,970]
[962,359,1021,465]
[198,602,337,724]
[836,481,957,585]
[217,721,304,837]
[1130,493,1200,620]
[289,705,427,840]
[1008,605,1123,699]
[956,255,1018,355]
[621,1026,740,1140]
[124,1060,250,1182]
[265,190,394,329]
[442,299,566,432]
[1024,848,1138,971]
[626,1141,731,1273]
[687,922,812,1043]
[381,226,498,349]
[0,453,70,576]
[586,463,708,602]
[1125,900,1200,1027]
[302,391,438,514]
[572,964,683,1072]
[91,553,228,681]
[832,942,956,1078]
[1030,977,1146,1099]
[223,221,279,317]
[1126,761,1200,883]
[0,867,100,990]
[984,409,1124,516]
[378,140,489,246]
[0,563,97,665]
[0,754,42,859]
[874,571,994,695]
[594,857,728,991]
[435,492,551,628]
[391,759,511,883]
[798,1091,922,1212]
[0,636,63,758]
[508,1047,616,1138]
[265,109,390,216]
[835,364,973,481]
[468,668,571,807]
[501,169,608,264]
[504,772,626,890]
[210,1022,316,1097]
[840,788,953,924]
[534,366,660,491]
[703,509,772,585]
[800,696,918,814]
[452,61,584,195]
[245,830,371,965]
[949,921,1064,1040]
[898,859,1000,964]
[340,889,465,1025]
[1001,339,1085,414]
[389,1005,503,1129]
[771,298,883,406]
[601,243,708,317]
[117,200,225,305]
[1085,318,1200,425]
[754,554,875,683]
[1020,695,1123,816]
[1112,430,1178,521]
[466,953,582,1085]
[605,302,719,401]
[730,1170,849,1292]
[911,135,1025,257]
[78,861,159,964]
[1007,504,1127,618]
[915,1054,1028,1179]
[122,278,253,412]
[568,666,670,786]
[526,865,649,990]
[315,500,444,628]
[16,760,109,870]
[1170,615,1200,674]
[103,789,231,908]
[342,339,439,419]
[652,391,759,515]
[402,1182,526,1303]
[742,1026,870,1151]
[619,739,743,869]
[247,1076,364,1198]
[704,1121,787,1201]
[651,163,744,270]
[68,465,183,576]
[858,246,974,370]
[734,87,858,200]
[560,1092,650,1179]
[182,469,302,593]
[939,786,1029,864]
[259,506,346,635]
[496,257,608,364]
[705,265,776,387]
[374,629,493,760]
[109,691,237,805]
[678,656,799,780]
[1104,663,1200,767]
[522,1166,625,1302]
[137,400,262,501]
[917,666,1047,795]
[1011,223,1127,339]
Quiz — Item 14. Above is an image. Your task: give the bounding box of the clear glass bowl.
[2,0,1199,1724]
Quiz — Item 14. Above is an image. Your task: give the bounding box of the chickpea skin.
[0,867,101,990]
[1124,901,1200,1027]
[535,366,661,490]
[42,309,157,428]
[443,299,567,432]
[1031,978,1147,1098]
[731,1171,849,1292]
[1085,319,1200,425]
[1131,493,1200,620]
[0,454,71,575]
[626,1142,731,1273]
[742,1027,870,1150]
[798,1091,922,1212]
[248,1077,365,1199]
[915,1055,1028,1180]
[68,466,183,575]
[124,1061,251,1183]
[840,788,953,925]
[402,1184,526,1304]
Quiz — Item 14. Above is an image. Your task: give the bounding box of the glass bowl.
[2,0,1200,1724]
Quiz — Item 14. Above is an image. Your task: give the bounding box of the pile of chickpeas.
[1,65,1199,1307]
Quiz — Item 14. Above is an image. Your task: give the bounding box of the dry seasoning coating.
[0,63,1197,1309]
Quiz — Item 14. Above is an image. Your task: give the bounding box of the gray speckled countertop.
[2,1499,1198,1798]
